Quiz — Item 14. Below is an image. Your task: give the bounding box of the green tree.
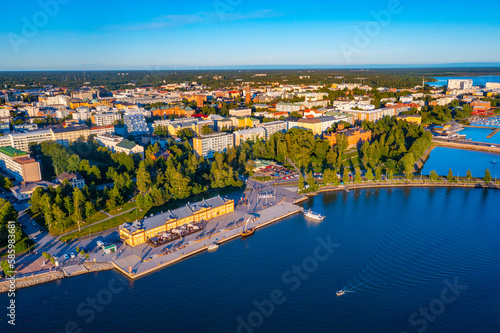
[323,169,337,185]
[375,166,382,181]
[72,188,85,231]
[67,154,81,172]
[447,169,453,182]
[429,170,439,181]
[306,171,317,191]
[366,168,374,182]
[85,201,95,218]
[387,169,394,181]
[342,171,350,184]
[483,169,492,183]
[3,178,13,189]
[466,169,472,182]
[298,174,305,190]
[1,260,14,277]
[336,134,349,152]
[136,161,152,193]
[354,168,362,183]
[201,125,214,135]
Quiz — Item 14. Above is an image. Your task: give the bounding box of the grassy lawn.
[57,211,109,235]
[86,211,109,224]
[343,151,359,160]
[105,201,137,216]
[343,157,360,168]
[61,208,146,242]
[253,176,273,182]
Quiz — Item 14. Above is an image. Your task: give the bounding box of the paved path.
[56,207,137,239]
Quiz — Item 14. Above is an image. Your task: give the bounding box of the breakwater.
[0,262,114,294]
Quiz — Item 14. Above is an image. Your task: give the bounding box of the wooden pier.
[487,128,500,138]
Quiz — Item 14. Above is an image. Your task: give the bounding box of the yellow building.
[119,196,235,247]
[50,125,91,146]
[397,115,422,125]
[238,117,260,128]
[69,100,113,109]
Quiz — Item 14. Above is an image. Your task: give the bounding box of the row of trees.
[30,183,97,234]
[31,139,139,183]
[134,141,245,211]
[0,198,32,256]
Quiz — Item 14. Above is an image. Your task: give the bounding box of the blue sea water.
[421,147,500,178]
[2,188,500,333]
[461,127,500,144]
[428,76,500,87]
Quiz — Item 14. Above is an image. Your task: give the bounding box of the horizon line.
[2,62,500,72]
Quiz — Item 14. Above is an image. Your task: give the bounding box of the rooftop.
[116,139,138,149]
[120,196,231,233]
[0,146,27,157]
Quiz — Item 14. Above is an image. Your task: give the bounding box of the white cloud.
[108,9,281,31]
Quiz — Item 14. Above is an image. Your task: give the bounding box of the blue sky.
[1,0,499,70]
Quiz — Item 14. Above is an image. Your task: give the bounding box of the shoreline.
[303,181,500,197]
[1,181,497,292]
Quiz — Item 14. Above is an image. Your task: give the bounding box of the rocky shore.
[0,262,114,294]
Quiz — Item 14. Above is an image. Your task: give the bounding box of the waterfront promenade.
[3,175,499,291]
[0,181,306,290]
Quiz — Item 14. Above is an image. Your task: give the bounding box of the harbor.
[0,180,307,291]
[112,182,305,279]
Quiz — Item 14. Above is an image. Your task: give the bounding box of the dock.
[487,128,500,138]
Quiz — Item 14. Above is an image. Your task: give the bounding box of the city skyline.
[1,0,500,70]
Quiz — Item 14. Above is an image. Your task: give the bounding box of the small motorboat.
[336,289,346,297]
[207,243,219,251]
[303,209,326,221]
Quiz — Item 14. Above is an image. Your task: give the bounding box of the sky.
[1,0,500,70]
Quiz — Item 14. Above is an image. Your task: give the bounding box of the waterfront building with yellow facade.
[119,196,234,247]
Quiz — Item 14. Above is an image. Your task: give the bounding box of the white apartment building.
[303,100,330,109]
[72,108,91,121]
[229,107,252,117]
[346,107,404,123]
[123,113,149,138]
[486,82,500,89]
[448,79,473,90]
[56,109,71,119]
[193,132,234,158]
[93,112,122,127]
[0,108,10,118]
[276,102,304,113]
[233,128,266,146]
[0,130,53,152]
[257,121,287,140]
[94,134,144,158]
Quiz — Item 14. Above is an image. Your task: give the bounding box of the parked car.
[64,254,69,260]
[70,252,76,259]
